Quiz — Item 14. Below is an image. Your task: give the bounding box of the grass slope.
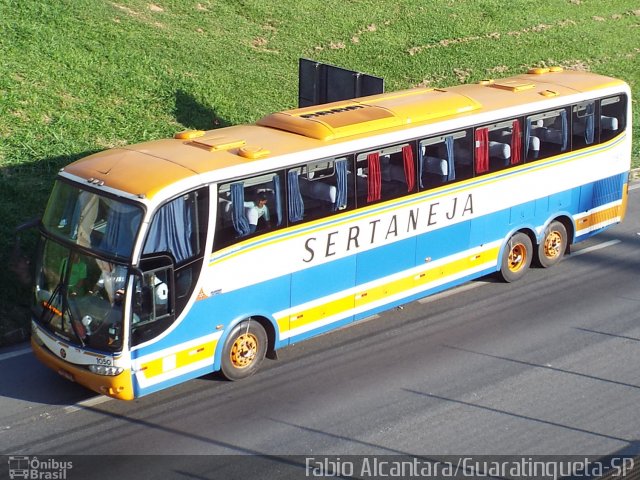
[1,0,639,343]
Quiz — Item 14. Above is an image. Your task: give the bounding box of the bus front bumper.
[31,337,135,400]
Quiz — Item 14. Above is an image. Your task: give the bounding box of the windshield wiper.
[64,300,86,348]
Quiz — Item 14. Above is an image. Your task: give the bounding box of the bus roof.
[64,68,627,200]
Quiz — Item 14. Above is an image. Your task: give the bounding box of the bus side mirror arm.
[16,216,41,233]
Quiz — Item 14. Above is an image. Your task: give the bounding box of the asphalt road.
[1,185,639,478]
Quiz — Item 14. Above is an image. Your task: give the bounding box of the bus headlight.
[88,365,124,376]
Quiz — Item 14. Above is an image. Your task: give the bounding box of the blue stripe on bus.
[292,256,357,306]
[134,364,215,398]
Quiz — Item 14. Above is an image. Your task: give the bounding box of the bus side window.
[420,130,472,189]
[287,156,353,224]
[215,187,237,250]
[355,151,381,206]
[131,262,174,346]
[214,172,284,251]
[381,144,416,199]
[599,95,626,143]
[143,190,206,265]
[488,119,522,171]
[572,101,597,149]
[356,143,416,206]
[525,108,569,161]
[142,187,209,318]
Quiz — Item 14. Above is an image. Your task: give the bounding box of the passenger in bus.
[245,194,271,233]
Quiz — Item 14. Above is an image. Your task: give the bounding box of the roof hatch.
[257,88,481,141]
[490,80,536,92]
[188,134,246,152]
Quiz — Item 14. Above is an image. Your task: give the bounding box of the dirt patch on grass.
[408,18,579,56]
[250,36,279,53]
[110,2,165,28]
[111,2,140,16]
[314,21,390,52]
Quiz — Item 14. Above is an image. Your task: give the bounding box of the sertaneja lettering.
[302,193,474,263]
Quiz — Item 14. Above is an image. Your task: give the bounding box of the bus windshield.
[33,239,128,351]
[42,181,143,260]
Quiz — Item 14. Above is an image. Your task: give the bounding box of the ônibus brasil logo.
[8,456,73,479]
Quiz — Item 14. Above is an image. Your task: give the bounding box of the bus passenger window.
[214,172,284,251]
[600,95,626,143]
[355,151,381,205]
[420,130,472,188]
[488,119,522,170]
[142,187,209,317]
[143,190,205,265]
[525,108,569,161]
[287,156,352,224]
[572,101,597,149]
[356,144,416,205]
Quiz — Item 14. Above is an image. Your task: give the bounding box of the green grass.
[1,0,639,344]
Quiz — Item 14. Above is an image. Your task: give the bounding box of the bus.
[30,67,631,400]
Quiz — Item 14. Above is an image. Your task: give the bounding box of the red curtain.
[367,152,381,202]
[511,119,522,165]
[475,128,489,174]
[402,145,416,192]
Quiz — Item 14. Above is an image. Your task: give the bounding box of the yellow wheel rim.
[230,333,258,369]
[544,231,563,259]
[508,242,527,272]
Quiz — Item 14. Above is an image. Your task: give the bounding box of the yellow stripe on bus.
[574,203,623,235]
[288,294,354,329]
[285,245,501,332]
[138,340,217,380]
[621,183,628,223]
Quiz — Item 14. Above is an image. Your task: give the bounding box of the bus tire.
[536,221,567,268]
[220,319,267,381]
[499,232,532,283]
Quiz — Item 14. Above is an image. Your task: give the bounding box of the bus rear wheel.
[536,221,567,268]
[220,319,267,381]
[499,232,532,283]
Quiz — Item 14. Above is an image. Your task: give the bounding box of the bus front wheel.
[499,232,532,283]
[220,319,267,381]
[536,221,567,268]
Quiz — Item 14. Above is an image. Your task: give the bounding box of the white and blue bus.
[31,67,631,399]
